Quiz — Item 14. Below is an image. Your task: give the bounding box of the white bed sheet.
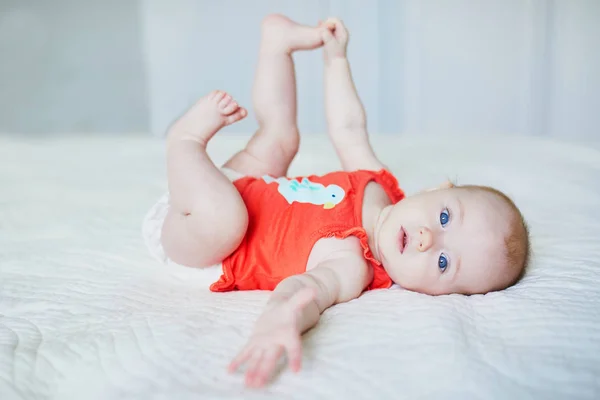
[1,133,599,400]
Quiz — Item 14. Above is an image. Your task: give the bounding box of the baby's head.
[375,182,530,295]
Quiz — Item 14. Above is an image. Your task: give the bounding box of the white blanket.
[1,133,599,400]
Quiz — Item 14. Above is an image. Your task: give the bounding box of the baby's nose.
[417,227,433,252]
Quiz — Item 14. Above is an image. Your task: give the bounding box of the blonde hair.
[461,185,531,289]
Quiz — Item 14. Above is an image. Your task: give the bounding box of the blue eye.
[440,208,450,227]
[332,194,336,197]
[438,253,449,272]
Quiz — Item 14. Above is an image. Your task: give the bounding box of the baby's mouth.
[398,227,408,254]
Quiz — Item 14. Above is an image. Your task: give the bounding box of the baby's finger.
[338,26,349,41]
[324,18,341,31]
[329,18,348,40]
[321,25,335,43]
[253,346,283,387]
[333,21,348,37]
[228,345,252,373]
[245,349,266,387]
[324,17,338,29]
[285,338,303,373]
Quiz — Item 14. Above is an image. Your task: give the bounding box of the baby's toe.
[220,98,239,115]
[218,94,232,108]
[223,107,247,126]
[210,90,226,102]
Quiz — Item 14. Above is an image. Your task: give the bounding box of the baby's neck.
[361,182,393,264]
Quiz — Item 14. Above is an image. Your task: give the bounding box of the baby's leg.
[162,91,248,268]
[223,14,323,177]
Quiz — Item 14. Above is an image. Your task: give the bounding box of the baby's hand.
[320,18,349,62]
[228,288,316,388]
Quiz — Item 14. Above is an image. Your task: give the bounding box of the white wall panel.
[1,0,598,139]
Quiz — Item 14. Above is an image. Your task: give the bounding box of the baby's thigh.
[143,167,247,267]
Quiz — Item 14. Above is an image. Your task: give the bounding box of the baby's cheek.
[396,255,426,280]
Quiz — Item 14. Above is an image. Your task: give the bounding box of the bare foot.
[168,90,247,146]
[260,14,324,54]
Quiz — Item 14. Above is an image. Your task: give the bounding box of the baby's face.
[375,185,513,295]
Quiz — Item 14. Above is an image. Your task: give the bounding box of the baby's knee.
[277,130,300,160]
[261,127,300,160]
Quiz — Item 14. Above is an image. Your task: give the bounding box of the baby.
[143,14,530,387]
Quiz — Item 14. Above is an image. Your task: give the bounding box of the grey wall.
[1,0,599,139]
[0,0,148,134]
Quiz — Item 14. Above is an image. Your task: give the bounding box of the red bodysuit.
[210,169,405,292]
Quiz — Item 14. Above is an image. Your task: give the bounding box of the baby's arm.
[228,249,369,387]
[322,18,385,171]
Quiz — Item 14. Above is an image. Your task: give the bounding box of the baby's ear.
[438,180,455,190]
